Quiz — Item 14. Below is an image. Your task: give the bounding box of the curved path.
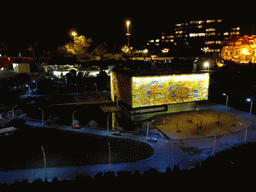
[1,104,256,184]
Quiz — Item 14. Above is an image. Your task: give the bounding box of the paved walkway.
[1,103,256,184]
[153,105,254,139]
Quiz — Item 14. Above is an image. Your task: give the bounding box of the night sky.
[1,2,255,56]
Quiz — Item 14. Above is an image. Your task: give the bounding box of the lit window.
[231,27,240,31]
[13,63,18,68]
[167,36,174,38]
[167,39,174,42]
[215,41,221,44]
[217,19,222,22]
[230,32,239,35]
[215,49,220,52]
[176,23,182,26]
[149,40,154,42]
[196,25,203,28]
[206,32,215,36]
[155,43,159,46]
[176,35,182,37]
[190,20,204,25]
[155,39,159,42]
[189,33,205,37]
[175,31,183,34]
[207,20,216,23]
[206,28,215,32]
[223,32,229,35]
[162,36,165,39]
[205,41,214,44]
[147,43,150,45]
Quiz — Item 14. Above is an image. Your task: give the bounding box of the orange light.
[242,49,248,54]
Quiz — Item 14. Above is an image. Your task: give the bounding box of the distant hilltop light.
[221,35,256,63]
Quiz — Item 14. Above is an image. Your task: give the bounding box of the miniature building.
[221,35,256,63]
[110,67,209,125]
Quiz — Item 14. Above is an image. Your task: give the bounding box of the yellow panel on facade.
[132,73,209,108]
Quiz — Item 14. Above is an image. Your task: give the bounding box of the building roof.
[111,62,195,76]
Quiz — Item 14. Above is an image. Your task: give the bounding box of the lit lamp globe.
[204,62,209,70]
[72,32,77,37]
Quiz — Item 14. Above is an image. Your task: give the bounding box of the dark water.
[0,127,154,171]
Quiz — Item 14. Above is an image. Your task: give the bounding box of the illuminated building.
[221,35,256,63]
[174,19,239,55]
[110,67,209,125]
[145,18,240,56]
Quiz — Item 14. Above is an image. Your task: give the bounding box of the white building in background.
[13,63,30,73]
[44,64,113,78]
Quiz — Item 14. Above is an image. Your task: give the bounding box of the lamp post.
[246,98,253,114]
[107,113,110,134]
[126,21,130,48]
[72,110,77,129]
[223,93,228,107]
[93,83,97,92]
[146,120,154,140]
[41,146,47,182]
[12,105,18,119]
[39,108,44,125]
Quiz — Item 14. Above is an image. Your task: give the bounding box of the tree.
[58,35,92,59]
[91,42,108,59]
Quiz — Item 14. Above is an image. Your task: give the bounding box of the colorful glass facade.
[111,72,209,108]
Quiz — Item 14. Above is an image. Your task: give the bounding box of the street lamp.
[12,105,18,119]
[41,146,47,182]
[146,120,154,140]
[72,110,77,129]
[107,113,110,134]
[204,61,209,71]
[93,83,97,92]
[223,93,228,107]
[246,98,253,114]
[126,21,130,47]
[72,31,77,37]
[39,108,44,125]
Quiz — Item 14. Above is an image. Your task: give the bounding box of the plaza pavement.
[1,103,256,184]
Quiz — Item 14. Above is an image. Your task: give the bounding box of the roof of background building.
[111,60,196,76]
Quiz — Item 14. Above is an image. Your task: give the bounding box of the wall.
[131,102,196,122]
[110,71,132,107]
[132,73,209,108]
[13,63,30,73]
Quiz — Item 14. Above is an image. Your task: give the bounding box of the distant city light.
[161,48,169,53]
[201,47,209,53]
[143,49,148,54]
